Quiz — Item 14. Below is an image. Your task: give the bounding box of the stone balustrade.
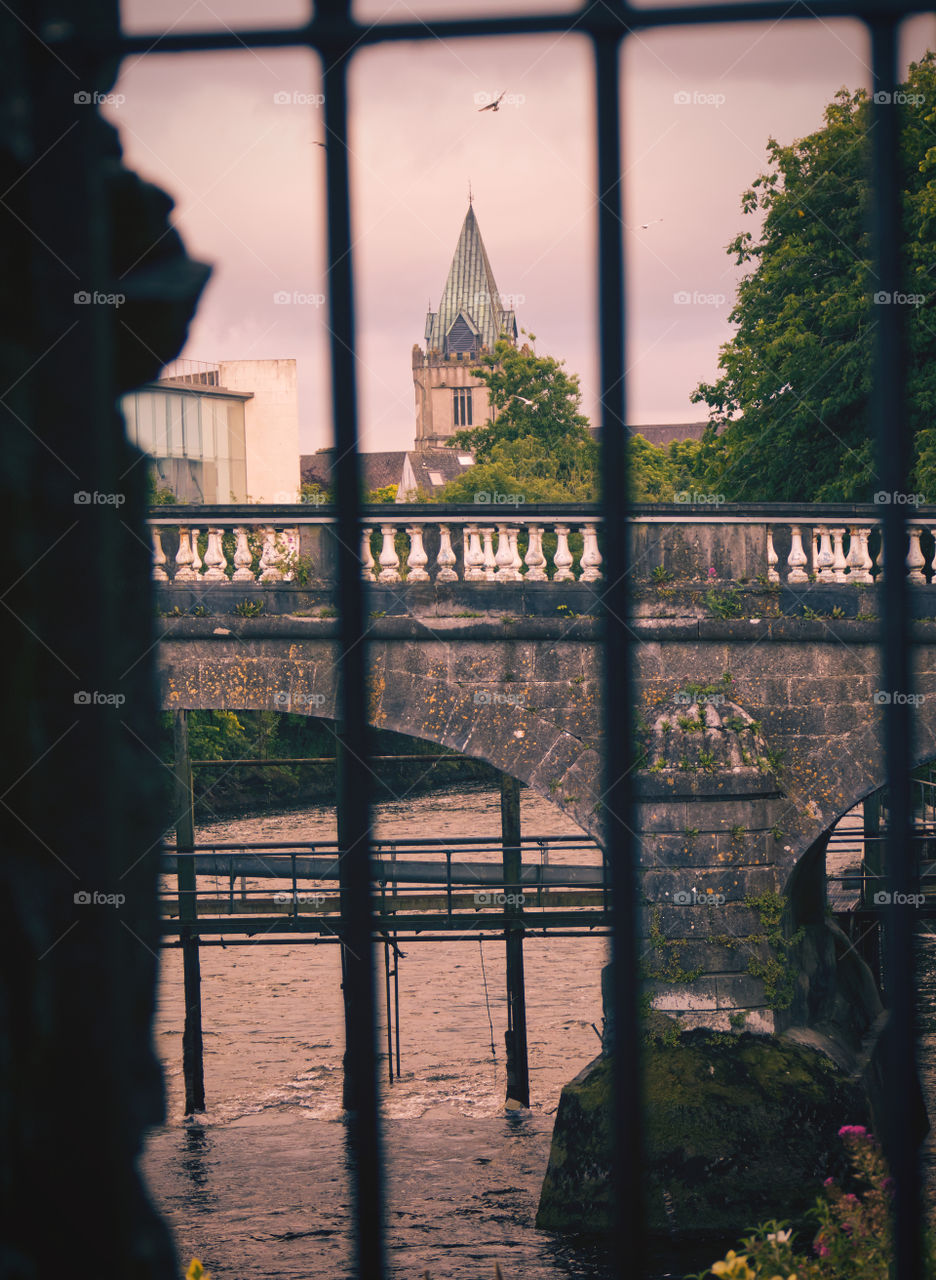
[145,507,936,587]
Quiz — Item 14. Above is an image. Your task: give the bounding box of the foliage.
[691,1126,936,1279]
[743,889,803,1011]
[692,54,936,502]
[147,469,178,505]
[705,586,745,619]
[234,599,265,617]
[367,483,399,504]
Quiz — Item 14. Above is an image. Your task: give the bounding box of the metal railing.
[98,3,926,1277]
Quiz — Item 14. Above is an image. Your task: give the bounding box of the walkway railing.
[148,504,936,587]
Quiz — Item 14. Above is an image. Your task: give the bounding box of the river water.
[140,783,936,1279]
[142,783,614,1280]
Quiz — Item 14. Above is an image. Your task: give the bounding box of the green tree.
[446,336,599,500]
[693,53,936,502]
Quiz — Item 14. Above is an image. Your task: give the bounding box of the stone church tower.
[413,203,518,448]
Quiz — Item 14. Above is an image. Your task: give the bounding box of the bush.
[691,1126,935,1278]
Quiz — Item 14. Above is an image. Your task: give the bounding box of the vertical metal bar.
[446,850,453,920]
[173,711,205,1116]
[383,933,394,1084]
[869,20,922,1279]
[393,937,402,1079]
[320,7,386,1273]
[594,31,646,1277]
[501,774,530,1107]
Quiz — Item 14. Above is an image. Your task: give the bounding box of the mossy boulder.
[536,1029,868,1245]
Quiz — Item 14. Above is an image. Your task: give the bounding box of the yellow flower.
[711,1252,755,1280]
[186,1262,210,1280]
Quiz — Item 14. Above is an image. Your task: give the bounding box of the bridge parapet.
[147,503,936,590]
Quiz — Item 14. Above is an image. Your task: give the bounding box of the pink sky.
[110,1,935,454]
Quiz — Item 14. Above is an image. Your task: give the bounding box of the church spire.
[424,204,518,357]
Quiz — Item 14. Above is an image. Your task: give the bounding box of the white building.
[124,358,301,504]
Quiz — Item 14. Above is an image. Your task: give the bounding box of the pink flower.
[823,1177,836,1186]
[818,1244,830,1258]
[837,1125,868,1138]
[708,567,717,578]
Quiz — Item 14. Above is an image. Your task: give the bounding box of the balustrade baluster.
[232,526,255,581]
[174,527,196,582]
[259,526,283,582]
[191,529,203,576]
[907,525,926,583]
[378,525,401,583]
[580,523,602,582]
[361,528,376,581]
[152,527,168,582]
[464,525,486,581]
[830,528,848,583]
[554,524,575,582]
[481,527,497,580]
[495,525,519,581]
[787,525,809,584]
[406,525,429,581]
[815,525,835,582]
[202,527,228,580]
[436,524,458,581]
[766,528,780,584]
[524,526,547,581]
[508,528,523,578]
[846,527,874,583]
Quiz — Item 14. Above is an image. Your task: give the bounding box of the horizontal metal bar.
[159,854,605,884]
[113,0,931,59]
[163,834,596,850]
[161,929,614,947]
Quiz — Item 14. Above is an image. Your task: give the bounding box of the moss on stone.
[536,1029,869,1246]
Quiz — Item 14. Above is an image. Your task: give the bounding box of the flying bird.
[513,394,538,409]
[639,218,663,228]
[478,92,507,113]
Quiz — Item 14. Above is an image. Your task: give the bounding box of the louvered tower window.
[453,388,473,428]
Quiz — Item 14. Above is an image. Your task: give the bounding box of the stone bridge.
[153,503,936,1040]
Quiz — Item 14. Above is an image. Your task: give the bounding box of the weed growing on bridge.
[652,566,674,583]
[647,908,704,985]
[743,890,804,1012]
[233,599,265,618]
[704,586,745,619]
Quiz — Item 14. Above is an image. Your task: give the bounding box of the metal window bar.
[69,1,924,1277]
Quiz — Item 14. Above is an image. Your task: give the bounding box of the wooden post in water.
[501,773,530,1108]
[174,710,206,1115]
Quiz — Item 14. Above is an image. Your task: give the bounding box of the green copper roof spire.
[425,205,518,356]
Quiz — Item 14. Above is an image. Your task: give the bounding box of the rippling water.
[141,784,936,1279]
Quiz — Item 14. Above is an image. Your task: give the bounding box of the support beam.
[501,773,529,1108]
[173,711,205,1115]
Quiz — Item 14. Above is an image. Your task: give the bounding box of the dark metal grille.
[70,1,927,1276]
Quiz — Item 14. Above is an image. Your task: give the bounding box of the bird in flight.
[638,218,662,228]
[513,394,538,408]
[479,92,507,113]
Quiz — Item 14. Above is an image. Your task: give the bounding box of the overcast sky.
[110,2,936,454]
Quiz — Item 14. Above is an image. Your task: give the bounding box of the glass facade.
[123,386,248,503]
